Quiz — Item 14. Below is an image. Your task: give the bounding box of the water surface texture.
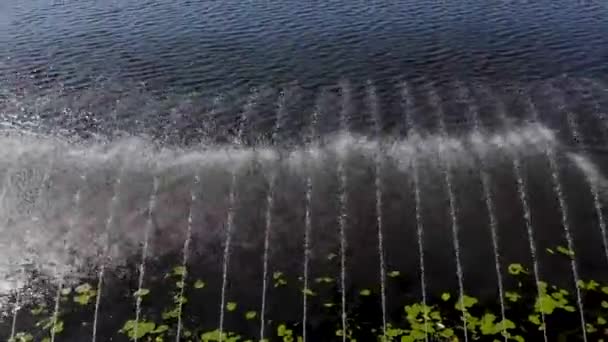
[4,0,608,91]
[2,0,608,341]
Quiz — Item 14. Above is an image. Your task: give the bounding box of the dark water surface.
[3,0,608,91]
[1,0,607,140]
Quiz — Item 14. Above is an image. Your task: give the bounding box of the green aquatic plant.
[194,279,206,289]
[7,245,608,341]
[388,271,401,278]
[273,271,287,287]
[120,320,169,340]
[73,282,97,305]
[8,332,34,342]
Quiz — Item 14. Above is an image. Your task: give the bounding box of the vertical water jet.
[479,84,548,342]
[367,81,387,338]
[92,164,125,342]
[524,89,587,341]
[259,90,285,341]
[175,173,198,341]
[301,94,319,342]
[337,80,351,342]
[50,173,85,342]
[400,81,429,342]
[426,81,468,342]
[134,175,159,342]
[456,81,507,342]
[219,89,257,341]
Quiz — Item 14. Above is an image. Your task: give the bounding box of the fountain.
[1,77,608,341]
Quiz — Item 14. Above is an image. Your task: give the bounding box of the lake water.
[4,0,608,88]
[2,0,608,140]
[2,1,608,341]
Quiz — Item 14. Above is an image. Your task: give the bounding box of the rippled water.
[2,0,607,139]
[4,0,608,92]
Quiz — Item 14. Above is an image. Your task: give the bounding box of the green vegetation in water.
[6,244,608,341]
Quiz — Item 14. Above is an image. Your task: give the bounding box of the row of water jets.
[4,79,608,342]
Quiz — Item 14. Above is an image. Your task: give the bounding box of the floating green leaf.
[508,263,527,275]
[9,332,34,342]
[173,266,187,277]
[245,311,257,320]
[278,323,293,337]
[315,277,334,284]
[162,307,180,320]
[50,320,64,334]
[201,329,227,342]
[227,302,237,311]
[505,291,521,302]
[173,294,188,305]
[529,314,541,325]
[75,283,92,294]
[302,288,316,296]
[273,271,287,287]
[388,271,400,278]
[74,293,96,305]
[153,324,169,333]
[194,279,206,289]
[439,328,454,338]
[577,279,599,291]
[455,295,478,311]
[120,320,156,339]
[31,304,46,315]
[133,288,150,297]
[359,289,371,296]
[556,245,575,257]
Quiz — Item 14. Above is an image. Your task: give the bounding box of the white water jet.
[367,81,387,338]
[427,83,468,342]
[50,174,85,342]
[481,85,549,342]
[301,168,313,341]
[92,165,124,342]
[219,89,257,341]
[9,268,24,341]
[568,81,608,266]
[134,175,159,342]
[175,173,198,341]
[456,82,507,342]
[259,171,275,342]
[524,91,587,341]
[338,80,351,342]
[260,91,286,341]
[401,81,429,342]
[4,161,21,342]
[301,97,319,342]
